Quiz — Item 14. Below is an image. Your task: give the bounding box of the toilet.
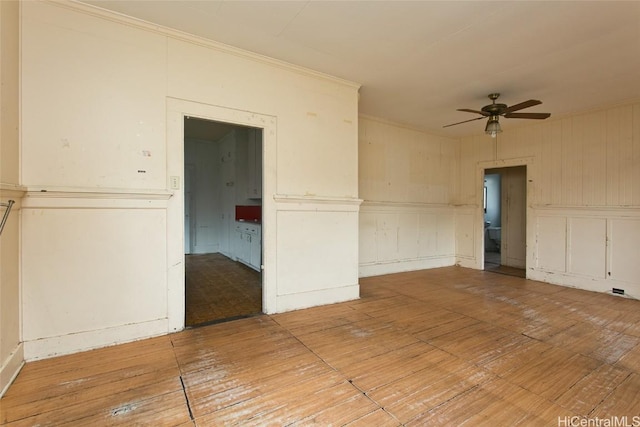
[487,227,501,251]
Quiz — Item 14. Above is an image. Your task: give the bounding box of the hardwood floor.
[484,250,526,278]
[2,266,640,426]
[185,253,262,326]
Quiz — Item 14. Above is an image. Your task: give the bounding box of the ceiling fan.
[444,93,551,137]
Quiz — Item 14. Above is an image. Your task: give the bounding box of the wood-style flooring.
[185,253,262,327]
[484,250,526,278]
[3,266,640,426]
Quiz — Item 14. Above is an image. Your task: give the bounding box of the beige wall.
[358,116,457,276]
[0,0,24,397]
[455,103,640,297]
[20,1,360,360]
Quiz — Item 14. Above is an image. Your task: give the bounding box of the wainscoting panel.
[21,190,171,360]
[531,207,640,298]
[568,217,607,279]
[535,215,567,273]
[609,218,640,285]
[455,208,476,264]
[274,196,361,312]
[359,202,455,277]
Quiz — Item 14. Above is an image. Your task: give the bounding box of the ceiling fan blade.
[504,112,551,119]
[457,108,490,116]
[502,99,542,114]
[443,116,485,128]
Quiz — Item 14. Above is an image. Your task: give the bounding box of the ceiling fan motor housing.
[481,103,507,115]
[482,93,506,115]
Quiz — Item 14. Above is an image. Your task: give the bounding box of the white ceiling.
[82,0,640,138]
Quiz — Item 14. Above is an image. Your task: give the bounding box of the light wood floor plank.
[2,266,639,425]
[591,372,640,418]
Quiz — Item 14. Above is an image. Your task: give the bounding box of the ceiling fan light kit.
[444,93,551,137]
[484,116,502,138]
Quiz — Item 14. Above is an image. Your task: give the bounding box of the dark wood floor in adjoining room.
[3,266,640,426]
[484,250,526,278]
[185,253,262,326]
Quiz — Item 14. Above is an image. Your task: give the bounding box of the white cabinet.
[235,221,261,271]
[246,129,262,199]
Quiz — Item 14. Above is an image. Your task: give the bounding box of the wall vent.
[612,288,625,295]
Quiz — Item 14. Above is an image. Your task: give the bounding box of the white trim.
[21,188,172,209]
[361,201,452,211]
[0,343,24,398]
[474,159,535,274]
[275,284,359,313]
[23,186,172,199]
[0,183,27,193]
[532,205,640,217]
[0,186,24,397]
[274,195,362,212]
[166,98,277,325]
[360,256,455,278]
[23,318,168,361]
[528,269,640,300]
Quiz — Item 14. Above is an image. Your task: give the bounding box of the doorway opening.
[483,165,526,278]
[184,116,263,326]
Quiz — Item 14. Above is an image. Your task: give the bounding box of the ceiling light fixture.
[485,116,502,138]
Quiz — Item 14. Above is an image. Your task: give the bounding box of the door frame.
[477,157,534,276]
[184,163,196,254]
[166,98,277,332]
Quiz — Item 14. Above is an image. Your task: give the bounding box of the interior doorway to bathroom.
[483,166,526,278]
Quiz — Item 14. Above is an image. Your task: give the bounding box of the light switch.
[170,176,180,190]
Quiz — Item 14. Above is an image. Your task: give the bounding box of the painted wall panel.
[359,117,456,204]
[21,3,168,189]
[377,213,399,262]
[418,213,438,257]
[537,121,563,206]
[455,212,475,258]
[22,207,168,340]
[607,106,634,207]
[499,125,539,161]
[582,112,607,206]
[563,115,583,206]
[276,210,358,296]
[0,0,19,184]
[436,213,456,256]
[359,212,377,264]
[609,218,640,285]
[358,117,457,275]
[358,204,456,276]
[535,216,567,272]
[568,217,606,278]
[633,105,640,206]
[397,213,419,260]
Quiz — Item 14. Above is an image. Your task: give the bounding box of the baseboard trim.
[359,256,456,278]
[275,284,359,313]
[24,318,169,362]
